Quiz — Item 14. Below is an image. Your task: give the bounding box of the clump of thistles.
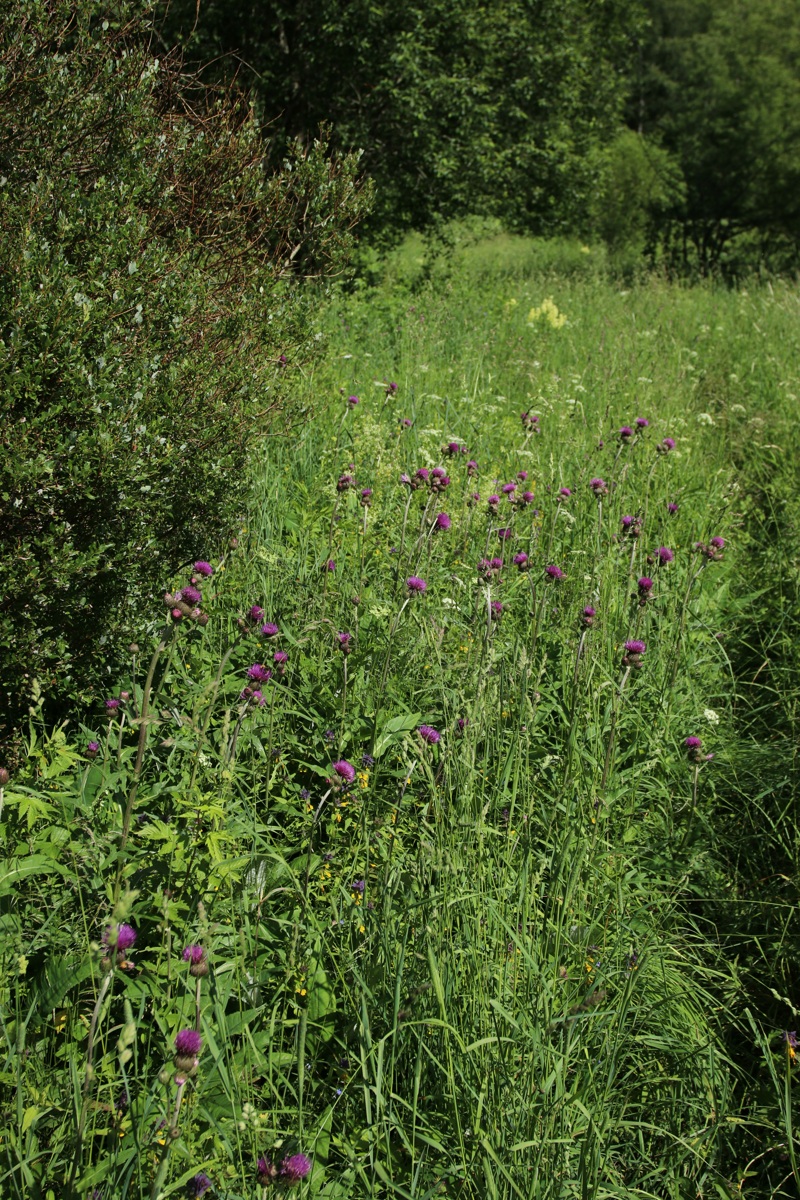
[694,536,725,561]
[165,568,210,626]
[621,515,643,538]
[636,576,654,605]
[174,1029,202,1076]
[622,639,646,668]
[182,944,209,977]
[684,735,714,763]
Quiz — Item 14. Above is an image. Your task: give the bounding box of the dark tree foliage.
[160,0,642,236]
[632,0,800,271]
[0,0,371,744]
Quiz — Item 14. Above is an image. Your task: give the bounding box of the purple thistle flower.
[467,460,478,475]
[710,536,725,549]
[488,494,500,508]
[360,488,373,504]
[337,631,352,648]
[446,441,461,455]
[400,472,411,485]
[87,740,100,757]
[545,565,565,581]
[491,600,503,619]
[457,717,468,732]
[183,944,205,964]
[337,473,355,492]
[279,1154,312,1185]
[558,487,572,498]
[386,381,398,394]
[502,482,516,495]
[418,725,440,744]
[590,477,607,494]
[247,663,272,682]
[685,736,702,749]
[520,490,535,505]
[407,576,427,593]
[333,760,356,783]
[497,528,513,541]
[667,502,679,513]
[619,425,633,439]
[249,605,265,622]
[326,560,336,572]
[105,698,120,711]
[621,515,634,528]
[274,650,288,665]
[513,552,529,569]
[583,605,596,626]
[175,1029,202,1056]
[180,585,202,606]
[635,417,649,428]
[658,436,676,453]
[490,557,504,570]
[186,1174,213,1198]
[106,923,137,952]
[415,468,430,483]
[431,467,446,480]
[656,546,674,564]
[637,576,654,593]
[434,512,451,531]
[261,621,280,637]
[518,470,528,481]
[193,561,213,577]
[347,395,359,407]
[625,639,646,655]
[402,418,412,427]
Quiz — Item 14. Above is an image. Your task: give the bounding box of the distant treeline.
[161,0,800,273]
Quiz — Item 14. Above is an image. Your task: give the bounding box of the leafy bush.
[0,0,371,745]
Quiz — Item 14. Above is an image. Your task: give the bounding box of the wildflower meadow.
[4,241,800,1200]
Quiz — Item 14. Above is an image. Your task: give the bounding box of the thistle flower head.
[637,576,654,593]
[558,487,572,498]
[710,536,725,549]
[260,622,280,638]
[502,482,516,495]
[407,576,427,593]
[497,527,513,540]
[656,546,674,564]
[624,639,646,655]
[521,490,535,505]
[193,561,214,577]
[274,650,288,665]
[418,724,440,744]
[175,1029,202,1056]
[635,417,649,428]
[249,605,265,622]
[513,552,529,568]
[590,477,607,494]
[186,1174,213,1198]
[685,736,702,749]
[518,470,528,481]
[490,600,503,619]
[106,923,137,952]
[180,585,202,606]
[87,740,100,757]
[183,944,205,964]
[247,664,272,683]
[105,698,120,711]
[333,760,356,783]
[434,512,451,531]
[488,493,500,507]
[490,557,504,570]
[347,394,359,407]
[279,1154,313,1185]
[545,564,565,581]
[467,460,478,475]
[667,502,679,513]
[619,425,633,439]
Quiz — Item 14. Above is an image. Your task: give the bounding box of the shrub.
[0,0,372,745]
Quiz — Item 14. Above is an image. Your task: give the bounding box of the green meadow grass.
[3,241,800,1200]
